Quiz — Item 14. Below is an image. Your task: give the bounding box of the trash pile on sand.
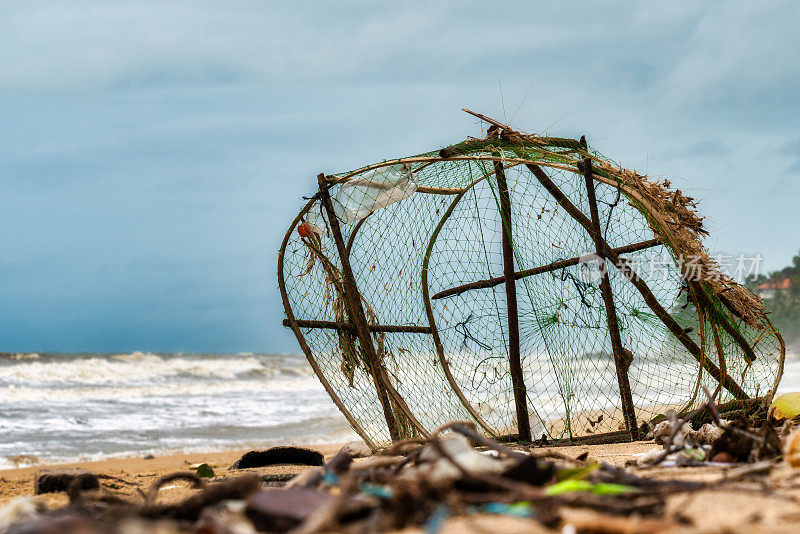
[4,392,800,533]
[632,389,791,468]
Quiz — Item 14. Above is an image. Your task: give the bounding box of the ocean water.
[0,352,357,469]
[2,351,798,470]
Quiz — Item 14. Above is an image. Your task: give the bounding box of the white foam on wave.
[0,351,312,387]
[0,352,355,469]
[1,389,338,435]
[0,374,324,403]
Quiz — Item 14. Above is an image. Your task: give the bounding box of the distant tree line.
[746,251,800,347]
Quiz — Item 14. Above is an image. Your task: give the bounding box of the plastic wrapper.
[305,164,418,235]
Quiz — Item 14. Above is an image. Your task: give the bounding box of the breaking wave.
[0,352,354,467]
[0,351,313,388]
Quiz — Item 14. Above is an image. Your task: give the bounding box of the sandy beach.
[0,441,658,501]
[0,443,345,508]
[5,439,800,532]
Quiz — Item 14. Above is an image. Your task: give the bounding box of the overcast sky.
[1,1,799,353]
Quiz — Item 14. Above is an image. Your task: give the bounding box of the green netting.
[278,117,785,449]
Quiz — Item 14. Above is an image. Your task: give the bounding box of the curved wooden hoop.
[285,196,430,441]
[590,173,780,385]
[277,199,378,450]
[345,214,370,256]
[420,172,499,436]
[330,155,579,185]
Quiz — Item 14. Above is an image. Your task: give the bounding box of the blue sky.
[1,1,799,353]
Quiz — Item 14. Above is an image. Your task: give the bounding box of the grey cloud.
[1,1,799,351]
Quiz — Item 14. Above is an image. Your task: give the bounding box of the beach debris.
[10,414,800,532]
[283,450,355,494]
[559,508,680,534]
[247,485,377,533]
[641,409,707,466]
[413,433,511,485]
[193,463,214,478]
[338,440,371,459]
[634,447,667,466]
[4,513,98,534]
[544,479,638,496]
[502,455,555,485]
[711,451,734,463]
[265,422,688,532]
[34,468,99,495]
[0,497,44,530]
[651,419,691,447]
[768,392,800,425]
[139,473,260,522]
[228,447,324,470]
[427,514,553,534]
[245,488,331,532]
[708,420,761,463]
[304,163,418,236]
[259,473,298,485]
[636,388,781,467]
[196,500,258,534]
[692,423,725,445]
[246,489,312,531]
[651,419,723,452]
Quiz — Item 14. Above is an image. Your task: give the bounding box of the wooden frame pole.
[316,173,402,441]
[432,238,661,300]
[580,139,638,441]
[282,319,431,334]
[493,157,532,442]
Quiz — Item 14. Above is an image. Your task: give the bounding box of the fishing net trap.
[278,110,785,450]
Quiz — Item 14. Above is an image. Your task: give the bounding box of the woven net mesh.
[278,120,784,448]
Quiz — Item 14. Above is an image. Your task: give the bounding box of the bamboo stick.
[493,151,532,442]
[580,143,638,441]
[282,319,432,334]
[316,174,402,441]
[431,238,661,300]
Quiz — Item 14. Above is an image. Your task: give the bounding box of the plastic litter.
[545,479,639,496]
[416,434,510,485]
[424,503,450,534]
[305,163,417,235]
[768,392,800,424]
[194,463,214,478]
[477,501,535,518]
